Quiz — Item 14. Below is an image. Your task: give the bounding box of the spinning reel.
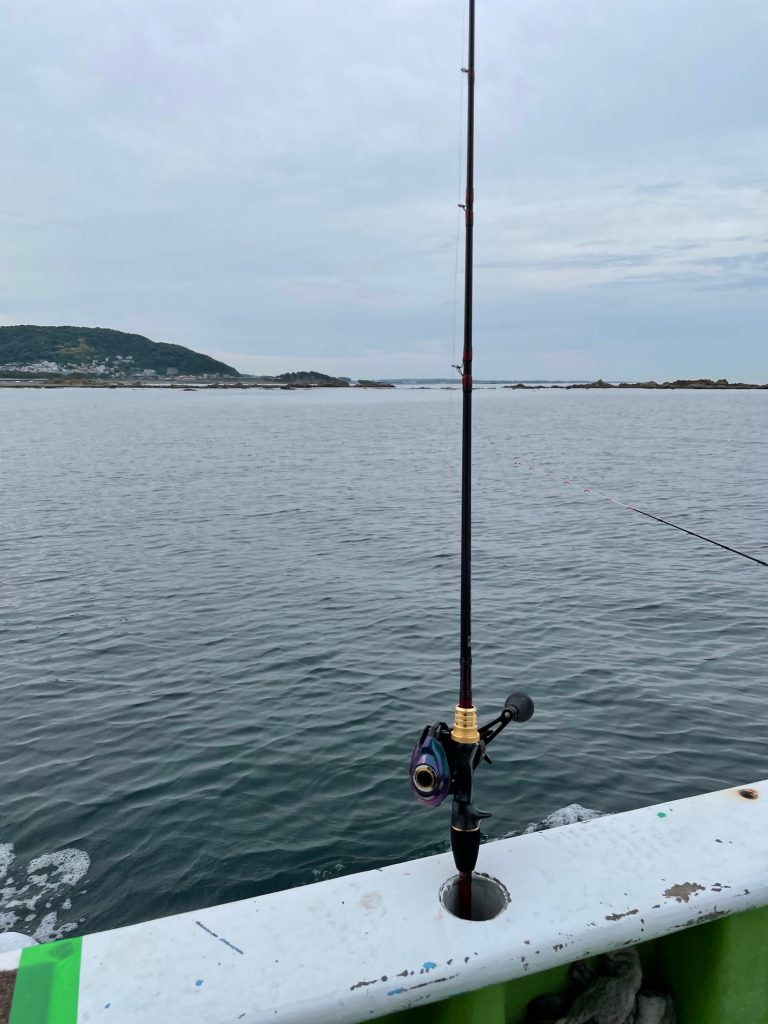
[409,693,534,877]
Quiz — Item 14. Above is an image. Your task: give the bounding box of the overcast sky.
[2,0,767,379]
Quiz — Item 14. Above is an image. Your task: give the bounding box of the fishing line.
[512,459,768,568]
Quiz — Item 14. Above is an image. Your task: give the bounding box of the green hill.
[0,325,239,378]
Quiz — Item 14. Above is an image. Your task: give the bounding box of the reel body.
[409,723,453,806]
[408,693,534,825]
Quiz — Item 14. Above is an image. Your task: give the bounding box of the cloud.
[1,0,767,378]
[633,182,685,197]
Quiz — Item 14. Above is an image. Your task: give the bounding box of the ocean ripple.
[1,387,765,935]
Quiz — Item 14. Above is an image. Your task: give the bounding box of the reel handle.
[504,692,534,723]
[477,692,535,750]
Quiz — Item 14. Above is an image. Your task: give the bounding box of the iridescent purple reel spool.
[409,724,452,806]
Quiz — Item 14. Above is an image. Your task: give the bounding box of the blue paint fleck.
[422,961,437,972]
[387,988,407,996]
[195,980,204,987]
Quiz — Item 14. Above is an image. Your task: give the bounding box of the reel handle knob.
[504,692,534,723]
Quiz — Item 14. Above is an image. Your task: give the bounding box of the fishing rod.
[512,460,768,569]
[408,0,534,922]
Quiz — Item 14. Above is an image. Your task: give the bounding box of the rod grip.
[451,826,481,875]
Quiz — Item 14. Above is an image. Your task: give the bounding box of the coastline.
[1,376,765,391]
[0,379,394,391]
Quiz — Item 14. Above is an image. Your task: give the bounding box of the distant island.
[0,330,399,389]
[503,378,767,390]
[242,371,392,388]
[0,325,239,379]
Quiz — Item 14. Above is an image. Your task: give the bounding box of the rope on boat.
[524,947,676,1024]
[512,460,768,568]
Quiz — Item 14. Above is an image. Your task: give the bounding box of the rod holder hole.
[439,873,509,921]
[739,788,759,800]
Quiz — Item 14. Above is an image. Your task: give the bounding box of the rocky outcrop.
[503,378,767,390]
[572,378,767,389]
[568,378,614,389]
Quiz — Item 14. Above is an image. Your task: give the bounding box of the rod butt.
[458,870,472,920]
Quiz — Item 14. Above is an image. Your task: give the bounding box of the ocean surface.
[1,386,766,942]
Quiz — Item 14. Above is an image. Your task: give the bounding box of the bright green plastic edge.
[379,904,768,1024]
[659,905,768,1024]
[8,937,81,1024]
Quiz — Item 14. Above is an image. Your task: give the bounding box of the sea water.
[1,386,765,937]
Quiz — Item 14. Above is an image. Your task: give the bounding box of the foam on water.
[0,843,90,942]
[504,803,605,838]
[27,849,90,889]
[0,845,13,882]
[310,862,347,883]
